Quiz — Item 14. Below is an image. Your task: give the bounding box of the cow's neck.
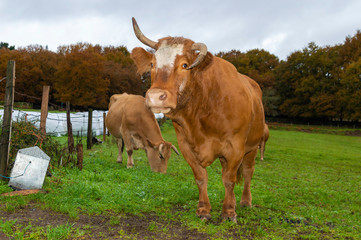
[141,118,165,144]
[168,68,220,138]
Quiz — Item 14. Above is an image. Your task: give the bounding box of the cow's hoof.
[117,160,122,164]
[127,165,134,169]
[240,201,252,207]
[222,216,237,223]
[199,214,211,222]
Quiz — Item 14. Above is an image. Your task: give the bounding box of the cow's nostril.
[159,93,167,101]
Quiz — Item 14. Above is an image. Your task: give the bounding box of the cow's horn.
[132,17,157,49]
[187,42,208,69]
[171,145,180,155]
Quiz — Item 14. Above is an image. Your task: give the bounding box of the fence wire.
[0,109,107,137]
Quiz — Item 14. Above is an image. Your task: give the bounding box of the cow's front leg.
[220,156,240,223]
[126,149,134,168]
[194,166,211,220]
[184,155,211,220]
[172,123,211,220]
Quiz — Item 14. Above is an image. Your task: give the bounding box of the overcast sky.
[1,0,360,60]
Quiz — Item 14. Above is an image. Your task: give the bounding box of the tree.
[0,42,15,50]
[102,46,142,97]
[245,49,279,89]
[338,57,361,120]
[339,30,361,66]
[54,43,109,109]
[0,48,13,100]
[13,45,58,106]
[276,43,343,120]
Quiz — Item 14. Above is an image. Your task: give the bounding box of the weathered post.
[103,112,106,142]
[87,108,93,150]
[40,86,50,136]
[66,101,74,154]
[0,60,15,179]
[76,143,83,170]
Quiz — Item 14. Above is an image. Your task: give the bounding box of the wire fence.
[0,109,165,138]
[0,82,165,138]
[0,109,107,137]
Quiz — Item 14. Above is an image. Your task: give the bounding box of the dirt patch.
[0,203,213,239]
[344,130,361,136]
[268,122,361,136]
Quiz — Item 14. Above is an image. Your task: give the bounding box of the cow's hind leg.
[220,156,241,223]
[116,137,124,164]
[240,149,257,207]
[260,140,265,161]
[126,149,134,168]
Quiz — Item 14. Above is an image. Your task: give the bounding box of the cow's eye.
[151,63,154,68]
[182,63,188,69]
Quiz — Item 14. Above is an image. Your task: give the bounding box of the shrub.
[5,120,69,171]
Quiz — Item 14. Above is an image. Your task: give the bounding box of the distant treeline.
[0,30,360,123]
[0,42,144,110]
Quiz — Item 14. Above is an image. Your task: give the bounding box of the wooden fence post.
[40,86,50,136]
[103,112,106,142]
[0,60,15,179]
[87,108,93,150]
[66,101,74,154]
[76,143,83,170]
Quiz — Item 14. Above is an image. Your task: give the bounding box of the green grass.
[0,122,360,239]
[0,219,84,239]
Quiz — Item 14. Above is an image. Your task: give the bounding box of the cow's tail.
[236,163,244,185]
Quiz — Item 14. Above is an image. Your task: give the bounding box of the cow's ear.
[146,139,161,149]
[146,139,155,148]
[131,47,153,75]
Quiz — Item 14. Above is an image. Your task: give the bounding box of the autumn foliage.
[0,30,361,122]
[0,43,141,110]
[217,30,361,122]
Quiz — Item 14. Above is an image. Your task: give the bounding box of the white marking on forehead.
[155,41,184,69]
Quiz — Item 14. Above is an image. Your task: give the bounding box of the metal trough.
[8,146,50,190]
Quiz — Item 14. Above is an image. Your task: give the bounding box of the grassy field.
[0,121,360,239]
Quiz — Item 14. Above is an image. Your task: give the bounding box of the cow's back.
[237,72,265,152]
[106,93,155,139]
[221,57,264,146]
[197,57,265,152]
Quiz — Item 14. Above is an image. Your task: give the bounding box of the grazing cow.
[130,18,265,222]
[259,124,270,161]
[105,93,179,173]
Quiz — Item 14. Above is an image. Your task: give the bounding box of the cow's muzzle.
[145,88,175,114]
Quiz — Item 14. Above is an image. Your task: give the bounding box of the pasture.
[0,121,360,239]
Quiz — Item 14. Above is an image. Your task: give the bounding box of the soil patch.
[268,122,361,136]
[0,203,212,239]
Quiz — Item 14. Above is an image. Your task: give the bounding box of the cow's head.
[131,18,212,114]
[146,140,179,173]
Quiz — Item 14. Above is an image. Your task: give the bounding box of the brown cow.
[130,18,265,222]
[259,124,270,161]
[105,93,179,173]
